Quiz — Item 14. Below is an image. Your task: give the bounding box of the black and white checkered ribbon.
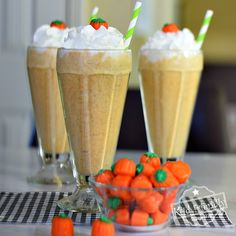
[0,192,98,225]
[171,196,234,228]
[0,192,233,227]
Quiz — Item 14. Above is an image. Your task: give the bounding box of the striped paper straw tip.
[196,10,214,47]
[90,6,99,21]
[124,1,142,49]
[203,10,214,24]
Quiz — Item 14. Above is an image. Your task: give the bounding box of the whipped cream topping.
[63,25,125,49]
[141,28,200,62]
[33,25,70,47]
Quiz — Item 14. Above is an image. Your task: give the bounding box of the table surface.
[0,148,235,236]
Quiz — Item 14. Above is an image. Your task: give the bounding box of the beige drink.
[27,47,73,184]
[139,50,203,159]
[27,47,69,155]
[56,49,131,212]
[57,49,131,175]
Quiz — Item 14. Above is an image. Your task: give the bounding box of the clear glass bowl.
[89,176,187,232]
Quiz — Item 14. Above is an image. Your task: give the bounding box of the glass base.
[186,178,195,187]
[160,157,179,164]
[57,185,102,213]
[27,162,74,185]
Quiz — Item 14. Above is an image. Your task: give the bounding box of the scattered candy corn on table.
[0,148,235,235]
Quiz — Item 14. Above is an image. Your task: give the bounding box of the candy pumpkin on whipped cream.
[90,18,109,30]
[162,23,180,33]
[50,20,67,29]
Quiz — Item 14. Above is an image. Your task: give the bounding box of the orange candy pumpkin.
[91,216,115,236]
[90,18,109,30]
[160,189,178,215]
[50,20,67,29]
[140,152,161,169]
[151,209,169,225]
[95,169,114,197]
[130,175,152,200]
[150,167,179,188]
[95,169,114,184]
[162,23,180,33]
[137,192,163,214]
[113,158,136,177]
[51,213,74,236]
[130,209,153,226]
[114,207,130,225]
[110,175,133,201]
[163,160,191,184]
[136,163,155,177]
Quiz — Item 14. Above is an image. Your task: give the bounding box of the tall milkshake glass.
[27,47,73,184]
[139,26,203,162]
[27,22,74,184]
[57,48,131,212]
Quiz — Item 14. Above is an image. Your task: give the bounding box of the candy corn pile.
[94,152,191,227]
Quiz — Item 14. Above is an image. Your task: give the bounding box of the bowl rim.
[88,176,188,192]
[114,218,171,232]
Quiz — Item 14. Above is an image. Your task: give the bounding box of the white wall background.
[0,0,179,147]
[0,0,83,147]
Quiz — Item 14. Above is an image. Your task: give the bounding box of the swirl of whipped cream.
[141,28,199,62]
[33,25,70,47]
[63,25,125,49]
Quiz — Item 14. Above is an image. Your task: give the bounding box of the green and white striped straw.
[196,9,214,49]
[90,6,99,21]
[124,1,142,49]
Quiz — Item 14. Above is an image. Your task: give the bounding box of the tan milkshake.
[27,21,73,184]
[139,24,203,160]
[27,47,69,154]
[56,19,131,212]
[57,50,131,175]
